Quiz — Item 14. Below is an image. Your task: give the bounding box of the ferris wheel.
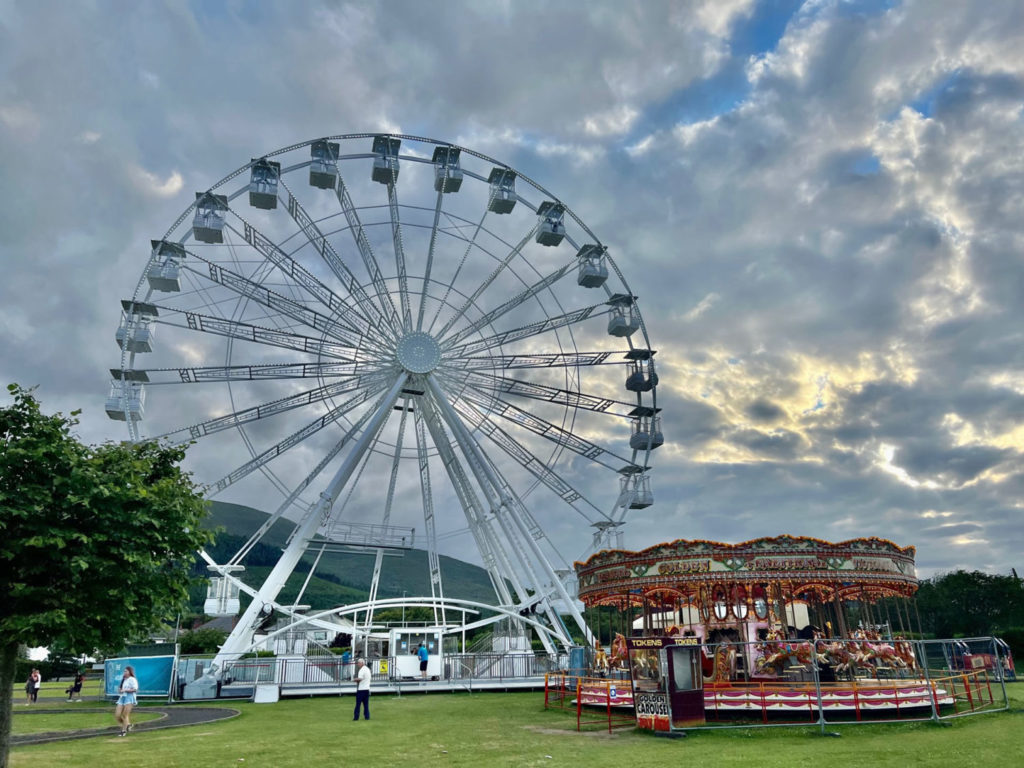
[108,133,662,660]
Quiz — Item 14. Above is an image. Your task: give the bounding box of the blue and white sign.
[104,656,175,697]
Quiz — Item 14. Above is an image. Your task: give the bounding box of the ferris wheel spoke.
[463,371,640,416]
[457,381,635,472]
[441,302,609,358]
[123,361,372,385]
[379,400,411,529]
[278,179,397,344]
[222,217,388,345]
[178,255,381,352]
[418,397,522,605]
[436,225,539,338]
[332,170,404,333]
[427,377,586,648]
[441,258,577,348]
[385,180,414,331]
[413,407,444,619]
[452,397,607,521]
[155,371,390,444]
[230,413,377,566]
[416,188,445,332]
[208,381,387,495]
[426,207,491,335]
[430,390,554,620]
[445,350,628,371]
[148,307,359,361]
[321,421,391,542]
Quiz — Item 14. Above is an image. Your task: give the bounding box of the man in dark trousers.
[353,658,371,720]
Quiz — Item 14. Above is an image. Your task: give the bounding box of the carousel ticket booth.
[627,636,705,733]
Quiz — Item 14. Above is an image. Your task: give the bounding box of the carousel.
[576,535,921,651]
[568,535,960,728]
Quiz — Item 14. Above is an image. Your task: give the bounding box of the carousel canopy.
[575,535,917,608]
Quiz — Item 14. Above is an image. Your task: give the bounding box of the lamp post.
[402,591,407,627]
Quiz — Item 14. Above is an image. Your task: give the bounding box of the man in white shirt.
[353,658,371,721]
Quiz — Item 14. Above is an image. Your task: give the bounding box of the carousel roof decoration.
[574,535,918,609]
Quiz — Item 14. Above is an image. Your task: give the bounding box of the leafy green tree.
[915,570,1024,638]
[0,385,212,767]
[177,628,229,655]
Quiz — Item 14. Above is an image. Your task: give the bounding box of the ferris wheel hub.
[396,331,442,374]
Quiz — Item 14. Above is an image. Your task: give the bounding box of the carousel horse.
[702,643,736,683]
[864,641,907,668]
[593,638,609,675]
[893,635,917,669]
[756,628,828,674]
[609,632,629,670]
[854,630,908,669]
[822,640,868,676]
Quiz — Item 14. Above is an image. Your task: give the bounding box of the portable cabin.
[617,470,654,509]
[607,294,640,337]
[204,566,245,616]
[389,628,443,680]
[249,158,281,209]
[146,240,185,292]
[576,244,608,288]
[629,473,654,509]
[630,415,664,451]
[371,135,402,184]
[105,371,147,421]
[115,300,158,354]
[309,139,340,189]
[487,168,517,213]
[626,359,658,392]
[192,192,229,243]
[432,146,463,192]
[535,201,566,247]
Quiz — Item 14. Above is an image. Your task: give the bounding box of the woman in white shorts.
[114,666,139,736]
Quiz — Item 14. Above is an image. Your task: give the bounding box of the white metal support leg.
[427,377,592,650]
[212,374,408,670]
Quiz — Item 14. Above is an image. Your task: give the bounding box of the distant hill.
[193,501,498,613]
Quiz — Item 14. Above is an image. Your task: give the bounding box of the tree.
[915,570,1024,638]
[0,385,212,767]
[177,628,229,655]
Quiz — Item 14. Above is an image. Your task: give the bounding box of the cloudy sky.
[2,0,1023,585]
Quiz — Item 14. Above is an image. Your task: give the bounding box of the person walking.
[114,665,139,736]
[417,642,429,680]
[352,658,371,721]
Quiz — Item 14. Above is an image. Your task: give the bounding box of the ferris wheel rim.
[125,134,658,473]
[112,133,661,656]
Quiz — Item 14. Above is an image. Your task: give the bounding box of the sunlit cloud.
[128,165,184,198]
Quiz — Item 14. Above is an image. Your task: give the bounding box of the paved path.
[13,699,240,745]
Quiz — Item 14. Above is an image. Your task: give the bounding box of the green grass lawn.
[9,683,1023,767]
[13,711,163,736]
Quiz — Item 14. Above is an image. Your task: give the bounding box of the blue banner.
[105,656,175,697]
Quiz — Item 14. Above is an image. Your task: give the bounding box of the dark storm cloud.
[746,398,785,423]
[891,443,1012,487]
[730,427,805,460]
